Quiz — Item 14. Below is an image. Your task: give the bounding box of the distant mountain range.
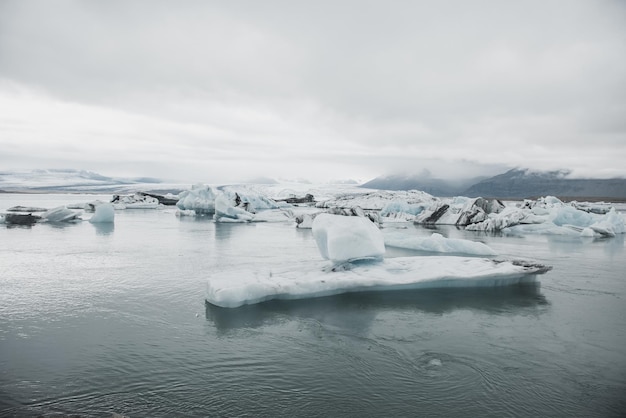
[362,169,626,200]
[0,169,174,193]
[360,174,485,196]
[3,168,626,200]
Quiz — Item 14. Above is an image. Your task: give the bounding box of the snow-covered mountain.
[0,169,173,193]
[360,173,483,196]
[361,168,626,200]
[463,169,626,200]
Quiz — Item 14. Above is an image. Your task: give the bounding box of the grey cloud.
[0,0,625,181]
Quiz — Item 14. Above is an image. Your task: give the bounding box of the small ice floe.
[176,184,217,215]
[428,358,443,367]
[214,193,254,223]
[41,206,82,223]
[89,203,115,223]
[6,205,48,212]
[111,192,160,209]
[295,212,318,229]
[3,213,41,225]
[312,213,385,263]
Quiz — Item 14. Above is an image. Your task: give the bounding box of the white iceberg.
[220,186,280,211]
[384,232,497,256]
[312,213,385,262]
[176,184,217,214]
[295,212,318,229]
[205,257,551,308]
[89,203,115,223]
[176,184,280,218]
[214,194,254,223]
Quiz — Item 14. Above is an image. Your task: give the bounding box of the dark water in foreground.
[1,194,625,417]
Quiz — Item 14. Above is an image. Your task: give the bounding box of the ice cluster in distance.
[465,196,625,236]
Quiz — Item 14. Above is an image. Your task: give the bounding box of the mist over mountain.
[463,169,626,199]
[362,168,626,200]
[3,168,626,200]
[360,173,485,196]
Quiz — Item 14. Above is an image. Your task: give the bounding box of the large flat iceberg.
[206,257,551,308]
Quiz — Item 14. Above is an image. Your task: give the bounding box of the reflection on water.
[205,284,549,332]
[92,222,115,235]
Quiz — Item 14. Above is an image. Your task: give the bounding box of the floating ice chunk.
[312,214,385,262]
[3,213,40,225]
[41,206,82,223]
[550,206,594,227]
[214,194,254,222]
[589,208,625,237]
[89,203,115,223]
[380,201,429,221]
[384,232,497,256]
[295,213,318,229]
[176,184,217,214]
[294,212,319,229]
[176,209,197,217]
[6,205,48,212]
[252,209,293,223]
[111,193,159,209]
[205,257,551,308]
[428,359,443,367]
[220,186,280,211]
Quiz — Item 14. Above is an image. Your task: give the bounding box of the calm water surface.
[1,194,625,417]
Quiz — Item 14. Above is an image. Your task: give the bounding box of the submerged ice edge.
[205,256,551,308]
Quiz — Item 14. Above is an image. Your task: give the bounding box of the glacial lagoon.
[1,193,625,417]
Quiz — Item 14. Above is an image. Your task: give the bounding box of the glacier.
[41,206,82,223]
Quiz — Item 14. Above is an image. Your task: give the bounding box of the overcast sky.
[1,0,625,183]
